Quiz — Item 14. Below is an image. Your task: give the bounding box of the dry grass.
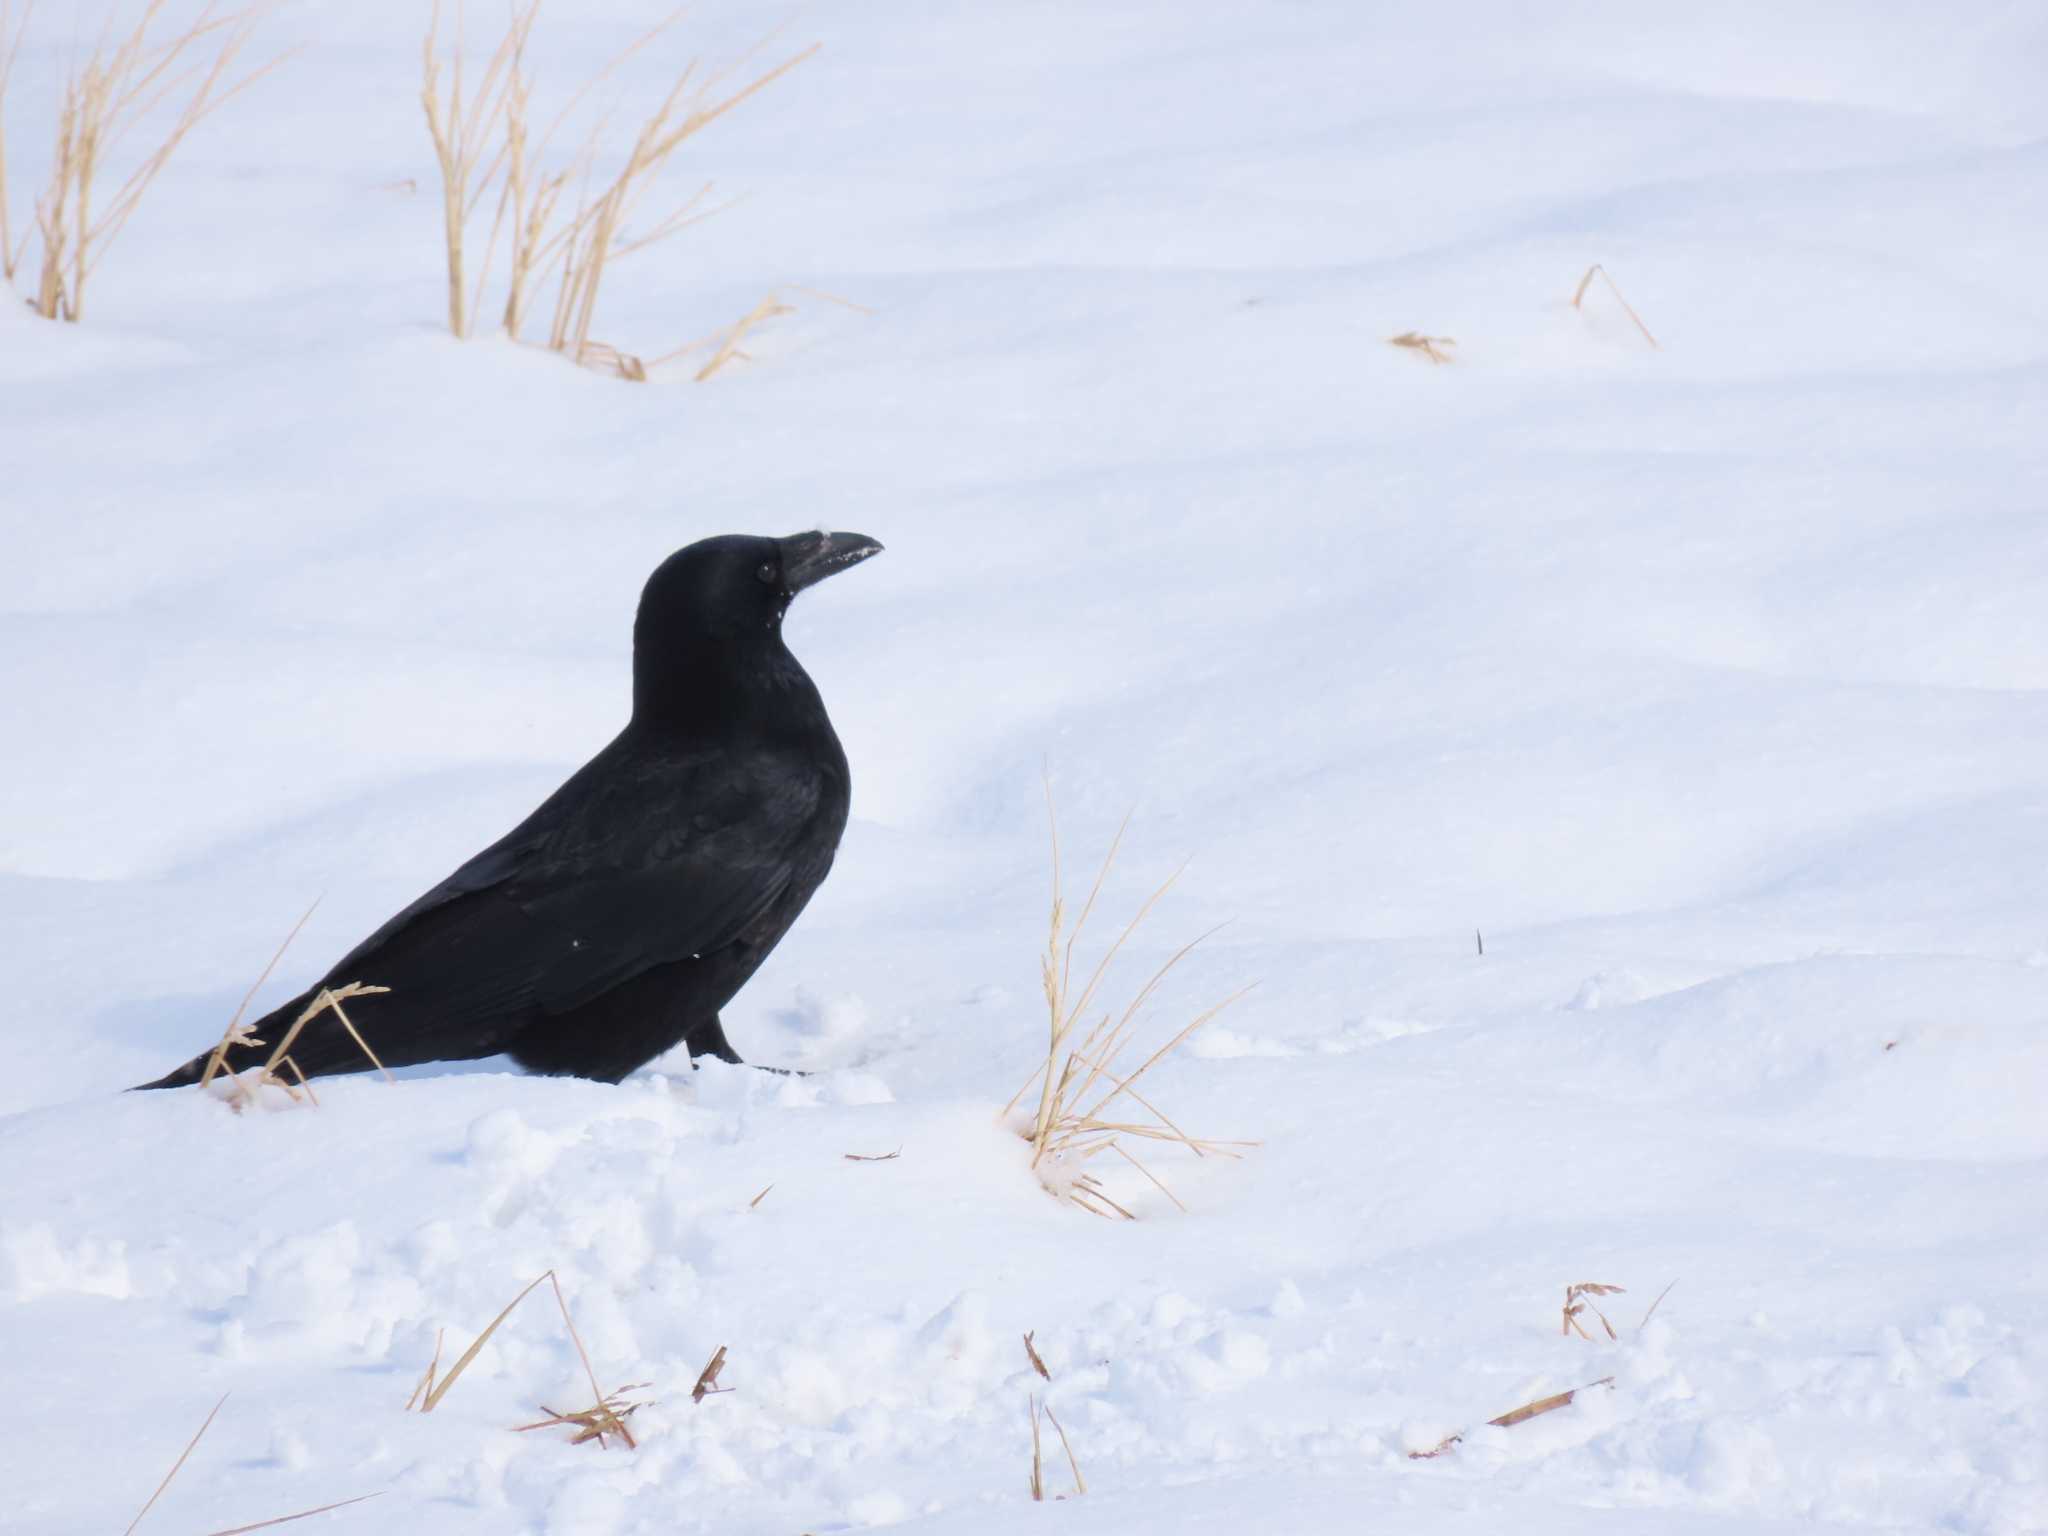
[1026,1394,1085,1501]
[1000,784,1254,1219]
[1389,330,1456,364]
[1022,1331,1050,1381]
[515,1385,651,1447]
[1409,1277,1678,1460]
[1407,1374,1618,1460]
[422,0,817,378]
[690,1344,731,1403]
[409,1268,648,1448]
[193,904,393,1109]
[0,0,30,282]
[9,0,283,322]
[420,0,534,339]
[123,1392,378,1534]
[1561,1281,1626,1341]
[1489,1376,1613,1429]
[1638,1279,1678,1329]
[1571,263,1659,348]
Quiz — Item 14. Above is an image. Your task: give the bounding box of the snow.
[3,0,2046,1532]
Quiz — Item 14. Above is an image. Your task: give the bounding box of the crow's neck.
[630,632,827,745]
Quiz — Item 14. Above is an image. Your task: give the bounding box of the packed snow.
[2,2,2045,1532]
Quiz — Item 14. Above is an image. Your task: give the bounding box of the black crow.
[137,530,881,1089]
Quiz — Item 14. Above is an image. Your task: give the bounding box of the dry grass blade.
[1570,263,1659,348]
[239,981,393,1106]
[1028,1393,1045,1502]
[1022,1332,1050,1381]
[1389,330,1455,363]
[404,1327,445,1412]
[689,291,794,381]
[324,987,395,1082]
[124,1392,227,1535]
[1638,1279,1678,1330]
[415,1271,550,1411]
[843,1147,901,1162]
[200,1494,382,1535]
[748,1184,773,1209]
[1561,1281,1626,1341]
[1042,1402,1086,1495]
[1489,1375,1615,1428]
[1407,1375,1618,1459]
[691,1344,730,1403]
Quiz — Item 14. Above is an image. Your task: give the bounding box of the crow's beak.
[778,530,884,594]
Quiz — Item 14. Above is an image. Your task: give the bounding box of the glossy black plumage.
[137,530,881,1089]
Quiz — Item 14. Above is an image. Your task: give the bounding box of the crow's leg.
[683,1013,744,1065]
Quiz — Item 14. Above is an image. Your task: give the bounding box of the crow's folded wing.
[323,743,811,1040]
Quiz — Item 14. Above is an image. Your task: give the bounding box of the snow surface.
[3,1,2046,1532]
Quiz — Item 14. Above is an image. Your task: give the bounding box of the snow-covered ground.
[4,2,2046,1532]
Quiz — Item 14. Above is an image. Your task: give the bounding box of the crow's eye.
[757,562,778,585]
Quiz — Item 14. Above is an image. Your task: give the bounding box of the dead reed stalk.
[999,782,1254,1218]
[20,0,283,322]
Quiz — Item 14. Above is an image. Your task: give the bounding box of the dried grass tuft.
[0,0,30,282]
[1570,263,1659,348]
[1022,1331,1050,1381]
[1000,780,1254,1218]
[1389,330,1455,364]
[410,1268,645,1447]
[421,0,818,378]
[514,1384,651,1447]
[195,903,392,1110]
[12,0,284,321]
[1561,1281,1626,1341]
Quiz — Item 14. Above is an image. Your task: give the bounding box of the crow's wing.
[323,741,812,1042]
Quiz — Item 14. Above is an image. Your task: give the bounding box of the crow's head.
[633,531,883,720]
